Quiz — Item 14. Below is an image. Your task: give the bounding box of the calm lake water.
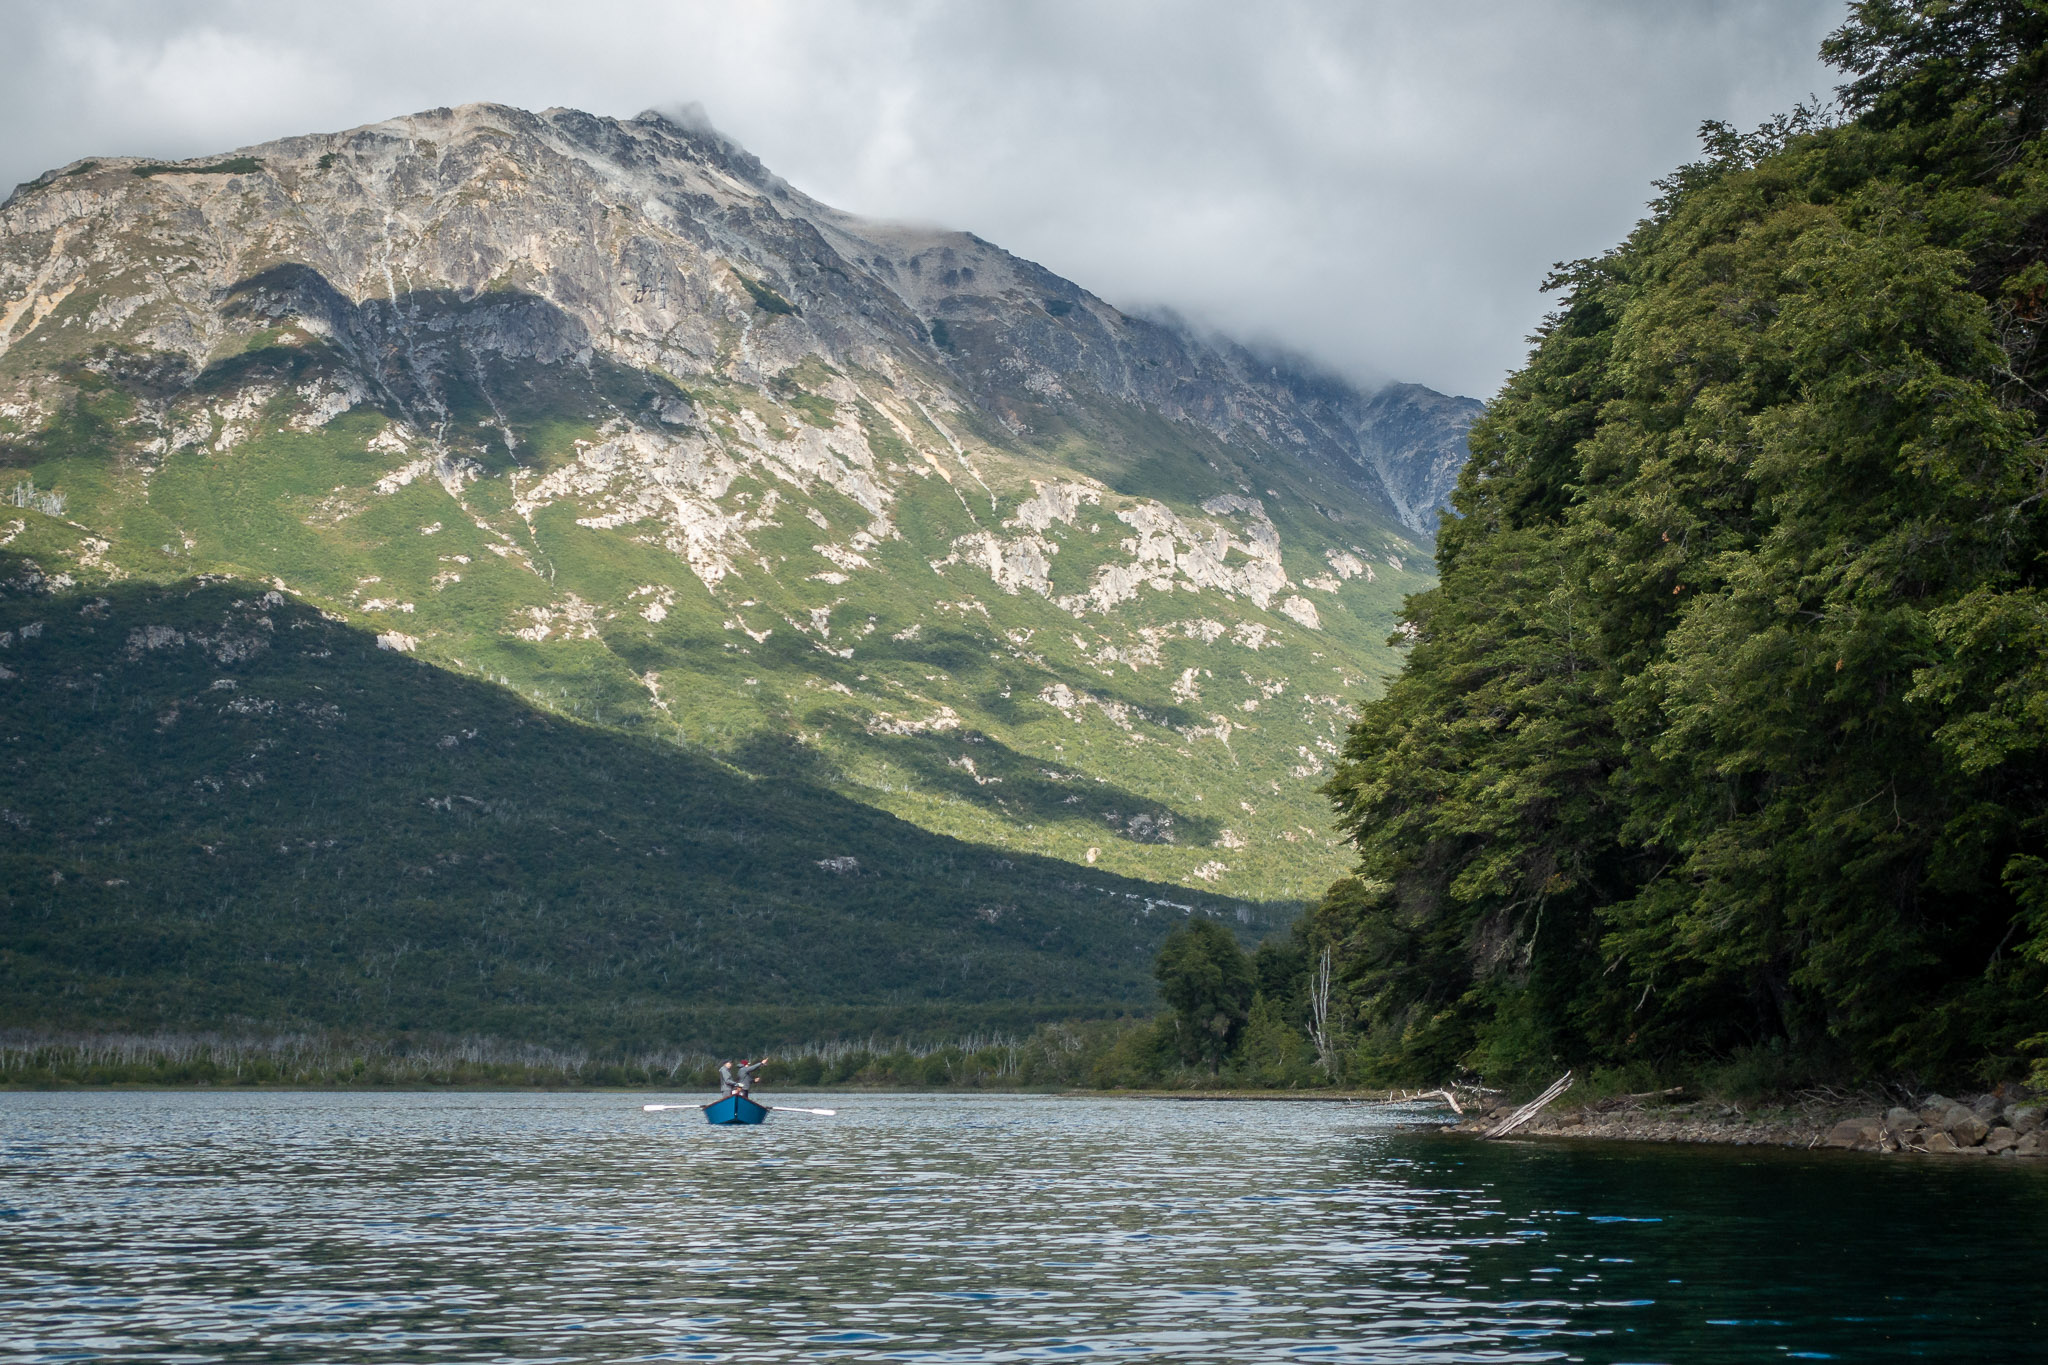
[1,1091,2043,1362]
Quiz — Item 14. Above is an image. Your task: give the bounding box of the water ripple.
[2,1092,2043,1361]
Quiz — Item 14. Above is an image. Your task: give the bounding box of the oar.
[640,1102,837,1115]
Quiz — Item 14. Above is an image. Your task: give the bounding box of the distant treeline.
[0,916,1340,1092]
[0,1012,1331,1093]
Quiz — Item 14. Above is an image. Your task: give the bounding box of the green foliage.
[1320,0,2048,1090]
[0,566,1287,1050]
[768,366,839,428]
[0,1032,716,1090]
[1071,915,1338,1088]
[0,1024,1149,1091]
[131,157,263,178]
[1153,918,1255,1070]
[1233,992,1318,1086]
[0,935,1351,1094]
[1251,933,1310,1024]
[734,272,798,315]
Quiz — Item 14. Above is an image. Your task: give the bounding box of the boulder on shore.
[1944,1108,1990,1146]
[1823,1120,1869,1149]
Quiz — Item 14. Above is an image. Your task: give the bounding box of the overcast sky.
[0,0,1843,399]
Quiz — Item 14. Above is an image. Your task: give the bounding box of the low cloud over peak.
[0,0,1839,399]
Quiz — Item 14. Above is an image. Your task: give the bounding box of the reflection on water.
[1,1091,2042,1362]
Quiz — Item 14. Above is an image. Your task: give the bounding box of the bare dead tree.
[1309,945,1336,1076]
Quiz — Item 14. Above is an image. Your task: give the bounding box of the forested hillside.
[0,563,1277,1050]
[1320,0,2048,1090]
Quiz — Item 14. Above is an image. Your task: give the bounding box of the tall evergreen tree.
[1154,919,1257,1072]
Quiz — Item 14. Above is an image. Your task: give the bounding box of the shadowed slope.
[0,559,1277,1049]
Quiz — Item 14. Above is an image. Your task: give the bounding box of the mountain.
[0,104,1475,1043]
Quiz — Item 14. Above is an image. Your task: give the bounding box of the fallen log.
[1484,1070,1574,1138]
[1361,1087,1456,1106]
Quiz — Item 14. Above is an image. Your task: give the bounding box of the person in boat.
[734,1057,769,1095]
[718,1060,738,1096]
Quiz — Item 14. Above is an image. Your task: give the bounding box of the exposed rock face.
[1,104,1471,527]
[1329,384,1485,535]
[0,103,1477,898]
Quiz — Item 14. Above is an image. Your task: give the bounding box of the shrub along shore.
[0,1020,1319,1093]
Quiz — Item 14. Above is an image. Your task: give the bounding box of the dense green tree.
[1321,0,2048,1090]
[1154,919,1256,1071]
[1234,993,1319,1088]
[1251,925,1313,1028]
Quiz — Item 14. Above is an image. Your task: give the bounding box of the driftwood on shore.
[1485,1070,1574,1138]
[1363,1087,1465,1112]
[1353,1081,1507,1115]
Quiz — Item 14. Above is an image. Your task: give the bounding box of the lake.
[1,1091,2042,1361]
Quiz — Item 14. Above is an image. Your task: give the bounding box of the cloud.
[46,25,347,135]
[0,0,1842,398]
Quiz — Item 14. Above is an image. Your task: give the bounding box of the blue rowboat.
[704,1093,770,1126]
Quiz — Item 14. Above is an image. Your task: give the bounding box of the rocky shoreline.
[1446,1085,2047,1157]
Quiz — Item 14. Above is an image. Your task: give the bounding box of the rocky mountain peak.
[0,103,1476,900]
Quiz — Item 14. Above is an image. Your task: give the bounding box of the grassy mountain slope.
[0,104,1477,909]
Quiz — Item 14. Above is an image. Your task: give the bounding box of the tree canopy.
[1318,0,2048,1090]
[1154,918,1257,1071]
